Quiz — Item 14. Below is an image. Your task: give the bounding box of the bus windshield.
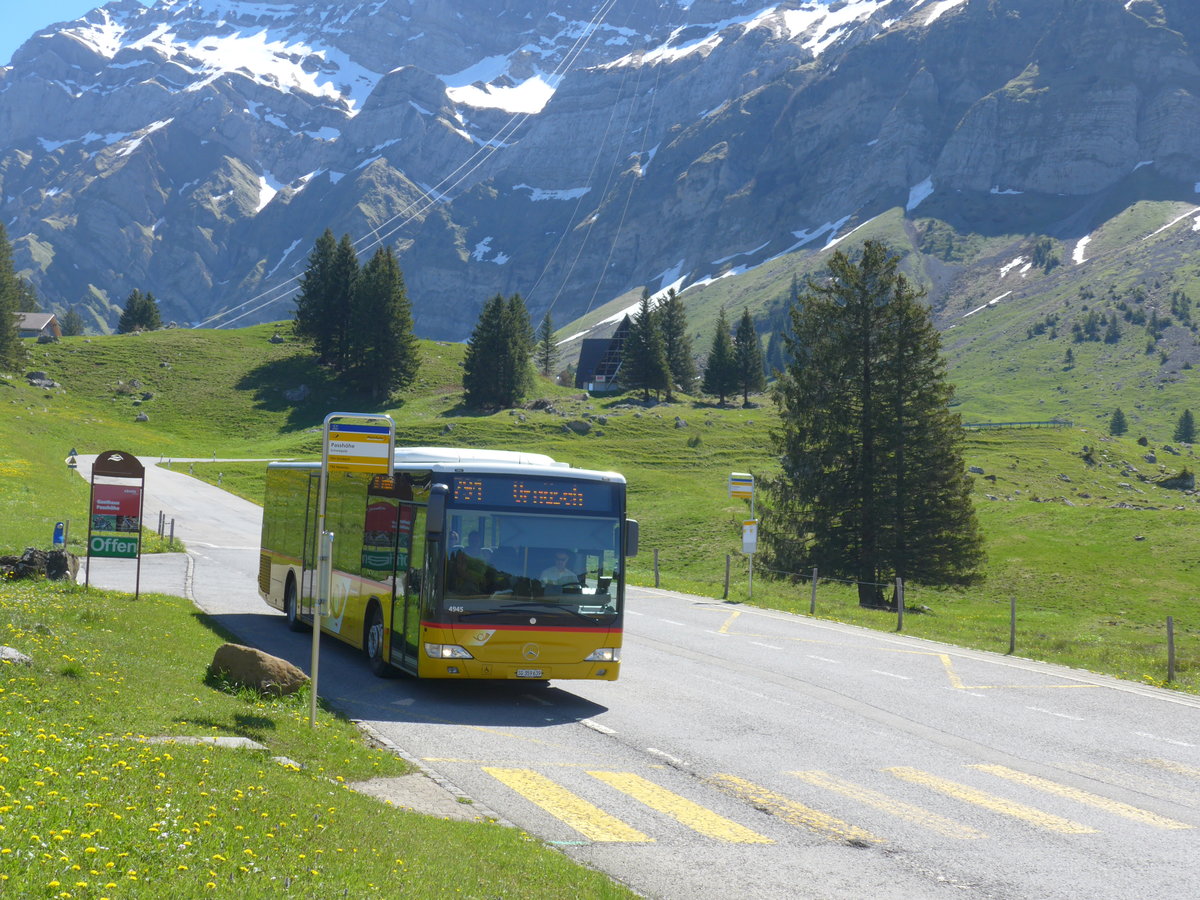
[443,509,622,622]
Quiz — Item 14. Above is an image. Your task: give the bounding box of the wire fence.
[640,550,1192,689]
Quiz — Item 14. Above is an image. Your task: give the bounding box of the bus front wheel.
[365,604,396,678]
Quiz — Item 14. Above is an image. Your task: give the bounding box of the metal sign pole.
[310,420,331,729]
[309,412,396,728]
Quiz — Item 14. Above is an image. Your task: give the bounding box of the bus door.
[364,475,423,672]
[299,470,321,620]
[393,503,426,670]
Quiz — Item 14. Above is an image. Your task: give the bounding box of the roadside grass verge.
[0,579,635,898]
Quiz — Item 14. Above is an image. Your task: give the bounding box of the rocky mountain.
[3,0,1200,340]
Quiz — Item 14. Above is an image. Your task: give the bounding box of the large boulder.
[209,643,308,696]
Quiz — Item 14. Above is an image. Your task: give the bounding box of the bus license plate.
[516,669,543,678]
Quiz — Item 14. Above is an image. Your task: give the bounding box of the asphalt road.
[77,457,1200,899]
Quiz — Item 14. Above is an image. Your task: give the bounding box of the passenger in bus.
[451,530,492,594]
[540,551,582,591]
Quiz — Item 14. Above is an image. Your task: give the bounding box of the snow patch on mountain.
[62,10,380,115]
[440,53,560,113]
[256,172,284,213]
[1073,236,1091,265]
[907,177,934,211]
[999,257,1026,277]
[514,184,591,201]
[922,0,969,26]
[963,289,1012,318]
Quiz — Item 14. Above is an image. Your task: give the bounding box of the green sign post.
[85,451,146,599]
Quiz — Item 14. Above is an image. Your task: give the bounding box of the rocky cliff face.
[2,0,1199,338]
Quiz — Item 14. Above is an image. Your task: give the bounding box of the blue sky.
[2,2,149,67]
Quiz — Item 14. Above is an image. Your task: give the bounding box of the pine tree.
[0,223,23,371]
[733,307,766,405]
[61,308,86,337]
[293,229,339,364]
[116,289,162,333]
[536,312,558,377]
[292,230,359,371]
[329,234,360,372]
[346,247,420,401]
[501,293,535,403]
[1109,408,1128,436]
[763,240,984,608]
[1174,409,1195,444]
[700,308,737,405]
[462,294,534,408]
[463,295,506,408]
[622,292,671,401]
[657,289,696,394]
[16,278,39,313]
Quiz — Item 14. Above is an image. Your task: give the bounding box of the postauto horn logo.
[90,535,139,559]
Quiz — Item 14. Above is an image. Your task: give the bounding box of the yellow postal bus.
[258,447,637,680]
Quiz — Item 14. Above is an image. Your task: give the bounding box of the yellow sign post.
[310,413,396,727]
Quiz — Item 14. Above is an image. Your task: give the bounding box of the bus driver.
[540,551,580,589]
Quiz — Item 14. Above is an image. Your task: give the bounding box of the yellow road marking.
[483,767,652,843]
[886,767,1097,834]
[790,770,983,839]
[705,773,879,843]
[971,765,1191,830]
[718,609,742,633]
[1141,758,1200,780]
[590,771,773,843]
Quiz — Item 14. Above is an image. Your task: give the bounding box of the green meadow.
[3,324,1197,688]
[1,323,1198,895]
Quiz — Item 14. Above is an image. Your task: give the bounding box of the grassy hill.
[561,200,1200,444]
[1,322,1197,693]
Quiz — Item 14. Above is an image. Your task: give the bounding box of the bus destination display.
[451,475,616,513]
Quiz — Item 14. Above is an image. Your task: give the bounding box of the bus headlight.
[425,643,473,659]
[584,648,621,662]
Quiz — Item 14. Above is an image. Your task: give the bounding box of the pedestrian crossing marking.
[590,771,773,843]
[790,770,984,840]
[1141,758,1200,780]
[886,767,1097,834]
[707,773,881,843]
[483,767,652,843]
[971,765,1192,830]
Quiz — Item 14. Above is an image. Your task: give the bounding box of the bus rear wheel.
[284,577,307,632]
[365,604,396,678]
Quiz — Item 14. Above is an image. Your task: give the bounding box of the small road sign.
[729,472,754,499]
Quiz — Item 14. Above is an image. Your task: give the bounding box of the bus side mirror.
[427,483,449,537]
[625,518,639,558]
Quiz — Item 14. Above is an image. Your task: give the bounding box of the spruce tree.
[0,223,22,370]
[463,295,507,408]
[293,229,339,364]
[658,288,696,394]
[462,294,533,408]
[700,308,737,405]
[537,312,558,377]
[1174,409,1195,444]
[733,307,766,405]
[61,308,86,337]
[763,240,984,608]
[347,247,420,401]
[502,293,535,403]
[329,234,360,372]
[622,292,671,401]
[116,289,162,333]
[1109,408,1128,436]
